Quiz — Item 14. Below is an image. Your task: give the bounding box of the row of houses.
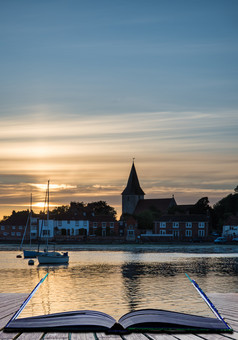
[0,213,210,242]
[0,215,119,241]
[1,210,238,243]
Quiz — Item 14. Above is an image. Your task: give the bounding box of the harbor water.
[0,245,237,321]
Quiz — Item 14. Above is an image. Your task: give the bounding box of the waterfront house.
[89,215,118,237]
[0,223,24,241]
[153,214,209,241]
[222,216,238,240]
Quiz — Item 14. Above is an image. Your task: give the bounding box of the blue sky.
[0,0,238,218]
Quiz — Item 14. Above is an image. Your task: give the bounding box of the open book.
[4,274,233,334]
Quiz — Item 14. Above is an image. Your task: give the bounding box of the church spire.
[122,160,145,196]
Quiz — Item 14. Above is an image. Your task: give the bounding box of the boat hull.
[38,252,69,264]
[23,250,42,258]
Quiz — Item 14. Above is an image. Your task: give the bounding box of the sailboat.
[37,180,69,265]
[21,194,42,259]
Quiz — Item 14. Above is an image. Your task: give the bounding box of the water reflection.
[0,251,237,320]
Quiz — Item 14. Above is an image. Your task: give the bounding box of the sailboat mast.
[20,193,31,250]
[46,180,50,251]
[29,193,32,246]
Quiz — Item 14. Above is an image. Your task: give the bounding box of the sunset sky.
[0,0,238,220]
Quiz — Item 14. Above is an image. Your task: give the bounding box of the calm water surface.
[0,250,238,320]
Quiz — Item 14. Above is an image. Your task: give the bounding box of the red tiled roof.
[134,198,176,215]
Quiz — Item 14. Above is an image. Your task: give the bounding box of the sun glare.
[30,183,77,191]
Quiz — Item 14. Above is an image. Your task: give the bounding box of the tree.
[213,192,238,229]
[1,210,29,225]
[136,210,154,230]
[190,197,210,214]
[50,205,70,219]
[87,201,117,218]
[234,185,238,193]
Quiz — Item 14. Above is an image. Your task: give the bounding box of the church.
[121,161,209,242]
[121,160,176,217]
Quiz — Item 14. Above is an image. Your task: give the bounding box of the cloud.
[0,109,237,219]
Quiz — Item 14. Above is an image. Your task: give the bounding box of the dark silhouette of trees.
[1,210,29,225]
[86,201,117,218]
[0,200,117,224]
[213,190,238,229]
[190,197,211,214]
[136,210,154,229]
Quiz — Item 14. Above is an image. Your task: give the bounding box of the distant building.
[153,214,209,241]
[38,219,90,239]
[0,224,24,240]
[89,215,118,237]
[121,161,210,241]
[121,161,145,215]
[222,216,238,240]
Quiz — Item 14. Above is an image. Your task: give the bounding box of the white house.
[54,219,89,236]
[222,225,238,239]
[38,219,89,238]
[38,219,55,238]
[222,216,238,239]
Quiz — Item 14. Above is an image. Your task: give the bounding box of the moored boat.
[38,251,69,264]
[23,250,43,258]
[37,180,70,265]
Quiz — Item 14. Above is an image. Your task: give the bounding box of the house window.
[19,226,22,230]
[16,232,21,236]
[198,222,205,228]
[3,232,8,236]
[67,220,70,224]
[185,230,192,237]
[44,220,48,226]
[173,230,179,237]
[58,221,62,226]
[186,222,192,228]
[11,232,15,236]
[12,226,16,230]
[160,222,166,228]
[93,222,97,228]
[75,221,79,226]
[110,222,114,228]
[102,222,106,228]
[173,222,179,228]
[198,229,205,237]
[159,229,166,235]
[43,230,50,236]
[1,226,5,230]
[83,221,87,227]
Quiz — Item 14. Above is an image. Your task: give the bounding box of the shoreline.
[0,242,238,254]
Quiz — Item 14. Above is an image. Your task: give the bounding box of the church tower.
[121,161,145,215]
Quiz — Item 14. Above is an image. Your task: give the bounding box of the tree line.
[0,201,117,225]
